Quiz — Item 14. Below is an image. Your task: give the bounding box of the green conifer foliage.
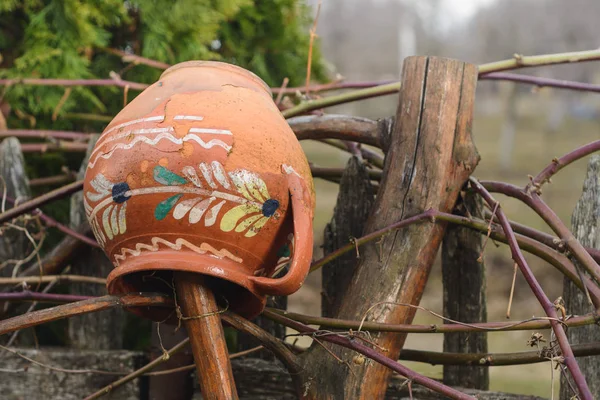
[0,0,326,132]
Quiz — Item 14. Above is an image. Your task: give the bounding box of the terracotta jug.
[83,61,315,321]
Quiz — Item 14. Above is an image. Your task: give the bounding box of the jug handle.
[249,166,313,296]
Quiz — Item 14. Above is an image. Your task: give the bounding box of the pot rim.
[159,60,272,96]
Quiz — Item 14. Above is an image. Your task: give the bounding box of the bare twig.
[100,47,171,70]
[0,129,92,141]
[264,308,599,334]
[5,280,58,347]
[506,262,518,318]
[83,338,190,400]
[265,310,475,399]
[478,49,600,74]
[3,195,98,248]
[481,180,600,285]
[0,294,173,336]
[470,178,593,400]
[481,72,600,93]
[0,275,105,286]
[305,1,322,94]
[399,342,600,366]
[282,49,600,118]
[0,180,83,225]
[528,139,600,192]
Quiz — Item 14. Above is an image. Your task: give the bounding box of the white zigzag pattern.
[113,237,243,266]
[88,132,231,168]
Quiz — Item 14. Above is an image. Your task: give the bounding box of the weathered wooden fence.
[1,72,599,399]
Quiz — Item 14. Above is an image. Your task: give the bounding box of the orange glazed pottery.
[83,61,315,320]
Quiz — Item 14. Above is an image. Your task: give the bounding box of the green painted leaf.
[154,166,187,185]
[155,194,183,220]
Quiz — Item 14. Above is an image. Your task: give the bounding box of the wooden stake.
[174,272,238,400]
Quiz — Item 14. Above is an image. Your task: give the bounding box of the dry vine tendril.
[2,46,600,399]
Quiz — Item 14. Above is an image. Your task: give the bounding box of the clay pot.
[83,61,315,320]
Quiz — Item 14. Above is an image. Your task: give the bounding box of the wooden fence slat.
[68,135,124,350]
[442,189,489,389]
[560,155,600,399]
[0,137,31,275]
[322,155,375,317]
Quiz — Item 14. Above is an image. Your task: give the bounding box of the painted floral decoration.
[85,161,281,246]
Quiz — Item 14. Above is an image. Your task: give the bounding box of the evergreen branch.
[469,178,593,400]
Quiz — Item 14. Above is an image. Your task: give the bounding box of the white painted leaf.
[229,172,253,201]
[205,200,225,226]
[211,161,231,189]
[199,163,217,188]
[182,166,202,187]
[90,173,113,194]
[102,205,114,240]
[173,197,203,220]
[118,202,127,234]
[110,205,119,236]
[189,197,215,224]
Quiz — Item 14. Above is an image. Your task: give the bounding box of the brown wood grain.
[174,272,238,400]
[299,56,480,399]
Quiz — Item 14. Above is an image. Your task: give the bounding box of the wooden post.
[0,137,31,326]
[322,155,375,317]
[0,137,31,274]
[299,56,480,399]
[236,295,287,359]
[149,322,194,400]
[442,189,488,389]
[68,135,124,350]
[174,272,238,400]
[560,155,600,399]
